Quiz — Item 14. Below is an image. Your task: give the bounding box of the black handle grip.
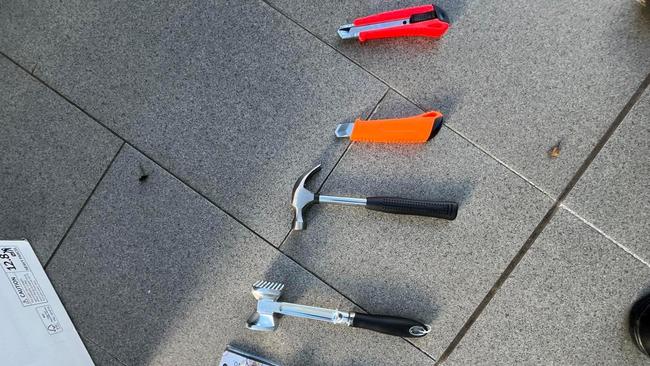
[351,313,430,338]
[365,197,457,220]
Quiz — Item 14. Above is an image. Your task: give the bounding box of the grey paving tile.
[281,91,553,358]
[82,337,126,366]
[266,0,650,196]
[0,0,387,245]
[443,208,650,365]
[0,55,121,263]
[45,145,434,366]
[565,89,650,264]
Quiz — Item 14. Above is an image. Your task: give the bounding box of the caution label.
[1,246,47,307]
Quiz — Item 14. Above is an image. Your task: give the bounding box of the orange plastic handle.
[350,111,443,143]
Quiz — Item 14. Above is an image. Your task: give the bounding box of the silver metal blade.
[335,122,354,138]
[337,18,410,39]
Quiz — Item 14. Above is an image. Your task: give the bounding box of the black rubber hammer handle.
[365,197,458,220]
[351,313,430,337]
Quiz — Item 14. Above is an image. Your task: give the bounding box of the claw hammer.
[291,165,458,230]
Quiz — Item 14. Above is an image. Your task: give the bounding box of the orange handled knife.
[335,111,443,143]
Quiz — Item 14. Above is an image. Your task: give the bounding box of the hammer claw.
[291,165,322,231]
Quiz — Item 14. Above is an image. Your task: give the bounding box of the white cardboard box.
[0,240,94,366]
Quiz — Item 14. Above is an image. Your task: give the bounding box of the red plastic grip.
[353,4,449,42]
[353,4,434,26]
[358,20,449,42]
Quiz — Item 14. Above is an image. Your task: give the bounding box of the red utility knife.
[337,4,449,42]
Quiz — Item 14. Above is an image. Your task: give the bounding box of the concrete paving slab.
[83,337,126,366]
[46,146,434,365]
[266,0,650,196]
[0,0,387,245]
[565,90,650,264]
[281,91,553,358]
[443,208,650,365]
[0,55,121,263]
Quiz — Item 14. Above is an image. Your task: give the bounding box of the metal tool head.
[246,281,286,332]
[334,123,354,138]
[291,165,321,231]
[337,24,355,39]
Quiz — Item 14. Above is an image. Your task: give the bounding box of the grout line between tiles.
[0,50,292,254]
[0,51,125,142]
[3,2,554,245]
[258,0,412,100]
[317,141,354,193]
[1,54,432,362]
[258,0,558,201]
[441,124,555,199]
[278,249,438,362]
[259,0,445,122]
[435,72,650,364]
[0,49,441,364]
[81,334,130,366]
[5,6,645,355]
[400,93,557,201]
[267,87,437,359]
[273,138,353,250]
[549,71,649,204]
[316,88,390,192]
[2,51,437,360]
[434,203,560,365]
[44,142,126,268]
[275,220,296,250]
[560,204,650,268]
[44,139,437,361]
[276,88,390,250]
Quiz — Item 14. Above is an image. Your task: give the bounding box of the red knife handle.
[355,4,450,42]
[358,19,449,42]
[353,4,434,26]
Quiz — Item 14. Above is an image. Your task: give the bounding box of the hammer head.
[291,165,321,230]
[246,281,285,332]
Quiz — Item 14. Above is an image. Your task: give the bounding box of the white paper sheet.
[0,240,94,366]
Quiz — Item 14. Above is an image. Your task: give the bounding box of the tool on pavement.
[335,110,444,143]
[220,345,279,366]
[291,165,458,230]
[246,281,431,338]
[337,4,450,42]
